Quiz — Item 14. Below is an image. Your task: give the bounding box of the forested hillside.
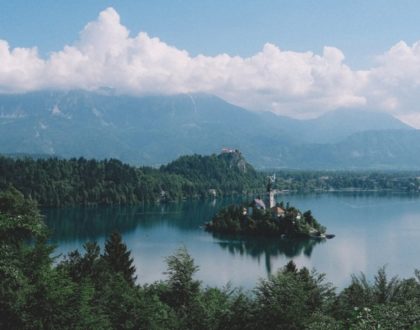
[161,150,260,192]
[2,151,420,207]
[0,151,263,207]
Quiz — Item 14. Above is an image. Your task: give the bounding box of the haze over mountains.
[0,90,417,169]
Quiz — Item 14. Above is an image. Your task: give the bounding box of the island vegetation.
[1,187,420,329]
[205,202,326,238]
[206,172,328,239]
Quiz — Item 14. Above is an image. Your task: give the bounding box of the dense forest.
[272,170,420,193]
[0,151,263,207]
[1,188,420,329]
[2,152,420,208]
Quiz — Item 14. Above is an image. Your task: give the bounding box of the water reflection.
[213,233,325,274]
[42,192,420,289]
[43,197,247,242]
[44,206,139,242]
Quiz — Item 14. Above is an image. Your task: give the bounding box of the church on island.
[247,174,293,219]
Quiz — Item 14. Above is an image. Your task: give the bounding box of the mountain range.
[0,90,418,169]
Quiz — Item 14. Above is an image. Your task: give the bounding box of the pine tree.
[164,246,200,309]
[103,232,137,285]
[285,260,298,274]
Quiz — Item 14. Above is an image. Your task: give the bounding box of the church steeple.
[266,174,276,209]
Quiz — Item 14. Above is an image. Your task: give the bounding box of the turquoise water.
[43,192,420,289]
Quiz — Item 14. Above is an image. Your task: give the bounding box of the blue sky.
[2,1,420,126]
[2,0,420,68]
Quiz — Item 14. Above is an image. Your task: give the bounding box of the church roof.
[271,206,285,213]
[253,198,266,209]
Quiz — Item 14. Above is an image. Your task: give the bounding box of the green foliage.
[103,232,137,285]
[0,187,51,329]
[0,153,264,207]
[4,153,420,209]
[0,187,46,244]
[304,312,343,330]
[3,188,420,329]
[272,169,420,193]
[206,201,326,238]
[164,246,200,310]
[161,151,261,195]
[334,267,420,329]
[253,265,334,329]
[351,303,420,330]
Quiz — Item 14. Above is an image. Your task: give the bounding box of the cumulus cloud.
[2,7,420,124]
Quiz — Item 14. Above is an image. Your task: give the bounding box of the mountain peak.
[298,108,412,143]
[0,90,419,169]
[318,108,411,128]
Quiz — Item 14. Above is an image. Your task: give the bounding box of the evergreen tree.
[164,246,200,309]
[103,232,137,285]
[0,188,79,329]
[3,185,420,329]
[285,260,298,273]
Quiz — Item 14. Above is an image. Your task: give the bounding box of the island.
[205,175,334,239]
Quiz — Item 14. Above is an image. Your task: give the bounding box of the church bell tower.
[266,174,276,209]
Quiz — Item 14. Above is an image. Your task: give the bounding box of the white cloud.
[366,41,420,118]
[0,40,44,93]
[2,7,420,125]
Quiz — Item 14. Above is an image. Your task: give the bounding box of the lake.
[43,192,420,290]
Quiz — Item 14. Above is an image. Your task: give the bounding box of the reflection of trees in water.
[44,206,142,242]
[214,233,325,274]
[43,197,249,242]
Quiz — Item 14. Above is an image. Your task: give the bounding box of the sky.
[2,1,420,126]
